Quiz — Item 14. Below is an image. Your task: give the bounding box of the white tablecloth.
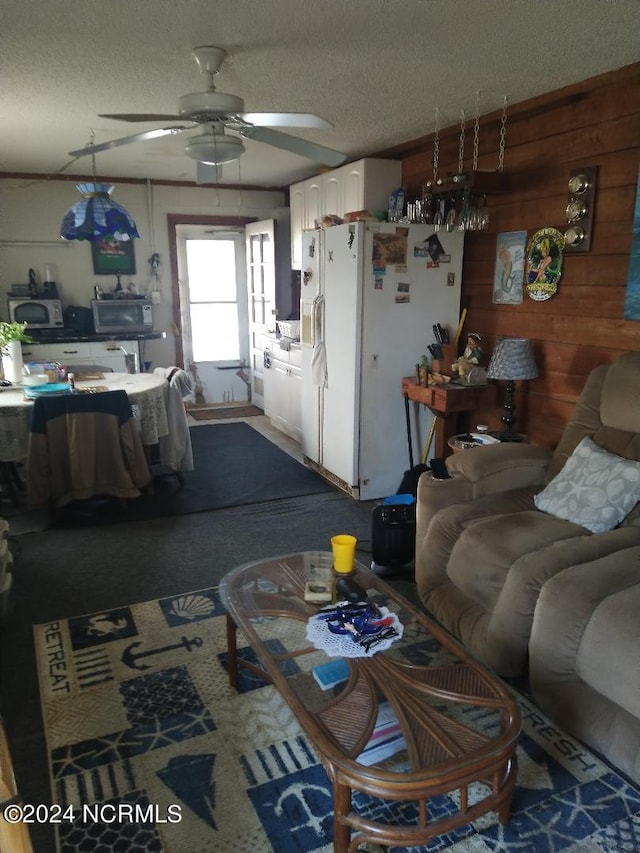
[0,373,169,462]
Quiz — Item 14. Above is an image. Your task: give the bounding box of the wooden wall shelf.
[434,170,508,195]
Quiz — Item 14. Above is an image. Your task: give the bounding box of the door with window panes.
[176,225,249,405]
[246,220,276,410]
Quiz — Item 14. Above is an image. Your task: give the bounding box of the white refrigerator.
[300,222,464,500]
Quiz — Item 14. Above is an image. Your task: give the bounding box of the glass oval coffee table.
[220,551,521,852]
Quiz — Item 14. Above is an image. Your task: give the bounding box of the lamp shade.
[60,183,139,242]
[487,338,538,381]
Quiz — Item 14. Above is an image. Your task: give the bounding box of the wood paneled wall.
[391,63,640,449]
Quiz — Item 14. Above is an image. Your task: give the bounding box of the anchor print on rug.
[157,754,217,829]
[247,765,333,851]
[121,635,204,671]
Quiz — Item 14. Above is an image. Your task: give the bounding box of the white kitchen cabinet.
[21,340,130,372]
[90,340,132,372]
[303,178,323,247]
[263,338,302,442]
[323,172,341,220]
[289,157,402,269]
[268,361,291,434]
[288,363,302,443]
[20,343,51,364]
[289,183,305,269]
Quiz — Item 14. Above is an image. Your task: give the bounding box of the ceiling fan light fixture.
[178,91,245,118]
[70,46,346,173]
[184,132,245,165]
[60,183,139,242]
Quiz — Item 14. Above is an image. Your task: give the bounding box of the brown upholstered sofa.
[529,545,640,784]
[414,351,640,779]
[415,351,640,675]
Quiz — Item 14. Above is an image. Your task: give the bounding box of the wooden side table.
[401,377,497,459]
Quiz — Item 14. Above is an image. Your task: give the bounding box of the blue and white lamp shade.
[60,183,139,242]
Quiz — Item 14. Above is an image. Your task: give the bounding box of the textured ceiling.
[1,0,638,188]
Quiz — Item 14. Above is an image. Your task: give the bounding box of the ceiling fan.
[69,45,347,182]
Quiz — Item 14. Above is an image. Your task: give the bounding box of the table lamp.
[486,337,538,441]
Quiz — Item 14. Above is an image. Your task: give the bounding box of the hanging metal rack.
[406,96,510,230]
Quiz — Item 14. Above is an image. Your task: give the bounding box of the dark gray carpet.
[55,421,333,526]
[0,489,417,852]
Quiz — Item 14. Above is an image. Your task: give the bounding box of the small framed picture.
[91,238,136,275]
[493,231,526,304]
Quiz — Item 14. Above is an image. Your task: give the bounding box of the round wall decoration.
[525,227,565,301]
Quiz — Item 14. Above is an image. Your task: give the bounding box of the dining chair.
[151,366,195,486]
[27,390,151,511]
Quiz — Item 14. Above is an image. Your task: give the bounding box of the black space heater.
[370,498,416,575]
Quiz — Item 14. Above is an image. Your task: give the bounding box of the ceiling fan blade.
[196,162,224,184]
[237,126,346,167]
[69,126,195,158]
[99,113,187,123]
[239,113,333,129]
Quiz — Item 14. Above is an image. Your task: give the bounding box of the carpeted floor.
[33,587,640,853]
[55,421,333,527]
[188,405,263,421]
[7,420,639,852]
[1,486,385,852]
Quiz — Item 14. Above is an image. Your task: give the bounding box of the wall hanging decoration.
[91,238,136,275]
[525,227,565,301]
[623,165,640,321]
[493,231,527,304]
[564,166,598,252]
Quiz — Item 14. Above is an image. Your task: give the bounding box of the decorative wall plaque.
[525,227,565,301]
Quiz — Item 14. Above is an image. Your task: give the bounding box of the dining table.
[0,372,169,464]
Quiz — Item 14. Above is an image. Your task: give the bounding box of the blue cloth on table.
[29,390,134,434]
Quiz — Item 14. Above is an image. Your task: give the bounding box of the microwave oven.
[8,298,64,329]
[91,299,154,335]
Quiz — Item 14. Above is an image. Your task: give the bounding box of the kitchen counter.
[21,332,167,374]
[27,331,166,344]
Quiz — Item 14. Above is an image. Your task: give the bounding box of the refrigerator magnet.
[396,282,410,303]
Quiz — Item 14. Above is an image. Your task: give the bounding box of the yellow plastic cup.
[331,534,357,574]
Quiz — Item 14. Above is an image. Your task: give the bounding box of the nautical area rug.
[35,589,640,853]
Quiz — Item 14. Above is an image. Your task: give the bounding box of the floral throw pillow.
[534,436,640,534]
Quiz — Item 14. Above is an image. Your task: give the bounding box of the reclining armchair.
[415,351,640,677]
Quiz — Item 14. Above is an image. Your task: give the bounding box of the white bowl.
[22,374,49,387]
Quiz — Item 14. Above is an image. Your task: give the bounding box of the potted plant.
[0,321,35,384]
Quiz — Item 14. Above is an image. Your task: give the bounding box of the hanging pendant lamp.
[60,182,139,242]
